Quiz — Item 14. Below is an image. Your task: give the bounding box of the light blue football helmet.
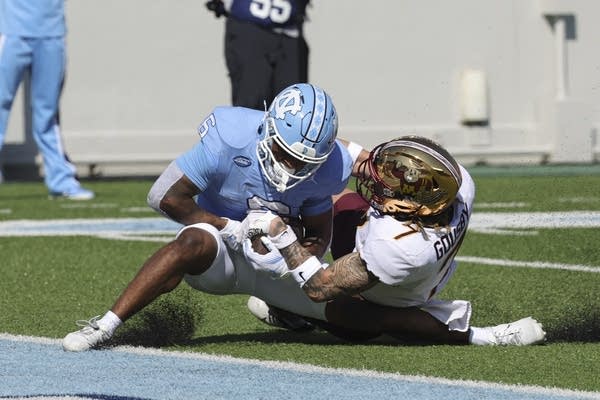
[257,83,338,192]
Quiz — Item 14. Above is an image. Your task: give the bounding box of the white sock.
[468,327,496,345]
[98,310,122,335]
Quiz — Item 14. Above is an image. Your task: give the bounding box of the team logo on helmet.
[271,88,302,120]
[403,167,420,183]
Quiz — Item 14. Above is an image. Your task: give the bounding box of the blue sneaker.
[49,186,95,200]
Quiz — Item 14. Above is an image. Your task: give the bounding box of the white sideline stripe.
[457,256,600,273]
[1,333,599,399]
[476,202,528,209]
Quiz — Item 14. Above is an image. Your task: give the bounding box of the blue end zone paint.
[1,337,597,400]
[2,396,150,399]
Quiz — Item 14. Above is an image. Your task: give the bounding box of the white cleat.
[247,296,315,332]
[50,187,95,201]
[63,316,112,351]
[487,317,546,346]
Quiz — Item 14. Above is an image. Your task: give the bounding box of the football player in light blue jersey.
[0,0,94,199]
[175,105,350,223]
[63,83,362,351]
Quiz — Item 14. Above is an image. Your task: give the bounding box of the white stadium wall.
[2,0,599,177]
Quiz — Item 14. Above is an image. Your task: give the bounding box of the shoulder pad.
[211,106,264,149]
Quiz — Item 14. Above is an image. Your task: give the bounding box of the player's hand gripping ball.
[249,233,270,255]
[243,234,289,279]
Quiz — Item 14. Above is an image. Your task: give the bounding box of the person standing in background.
[0,0,94,199]
[206,0,310,109]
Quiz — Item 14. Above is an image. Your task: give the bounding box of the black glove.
[205,0,228,18]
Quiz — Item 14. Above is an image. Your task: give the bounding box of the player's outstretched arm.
[337,138,370,177]
[267,216,379,302]
[299,252,379,302]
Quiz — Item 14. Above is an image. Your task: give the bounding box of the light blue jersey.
[176,107,352,221]
[0,0,65,37]
[0,0,82,194]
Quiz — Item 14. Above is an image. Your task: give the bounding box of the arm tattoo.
[279,241,378,301]
[279,241,313,269]
[303,252,378,301]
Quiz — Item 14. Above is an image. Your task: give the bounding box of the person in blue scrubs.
[0,0,94,199]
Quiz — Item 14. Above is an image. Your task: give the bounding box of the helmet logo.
[404,167,420,183]
[272,88,302,120]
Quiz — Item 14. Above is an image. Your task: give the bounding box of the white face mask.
[262,155,292,193]
[256,130,323,192]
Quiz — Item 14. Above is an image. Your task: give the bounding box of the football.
[249,233,269,255]
[246,215,303,255]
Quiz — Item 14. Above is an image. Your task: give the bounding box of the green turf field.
[1,170,599,392]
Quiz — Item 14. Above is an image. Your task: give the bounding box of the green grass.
[0,180,154,219]
[472,174,600,211]
[1,172,599,392]
[462,229,599,265]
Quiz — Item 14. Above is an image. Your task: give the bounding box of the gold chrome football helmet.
[356,136,462,219]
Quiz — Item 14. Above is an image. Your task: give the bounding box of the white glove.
[241,209,299,249]
[240,210,279,238]
[242,237,290,279]
[219,218,243,251]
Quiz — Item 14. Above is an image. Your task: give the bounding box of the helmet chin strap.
[260,100,269,132]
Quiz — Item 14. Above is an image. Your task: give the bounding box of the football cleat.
[486,317,546,346]
[247,296,315,332]
[50,186,95,201]
[62,315,112,351]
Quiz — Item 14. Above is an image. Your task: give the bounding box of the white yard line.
[457,256,600,273]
